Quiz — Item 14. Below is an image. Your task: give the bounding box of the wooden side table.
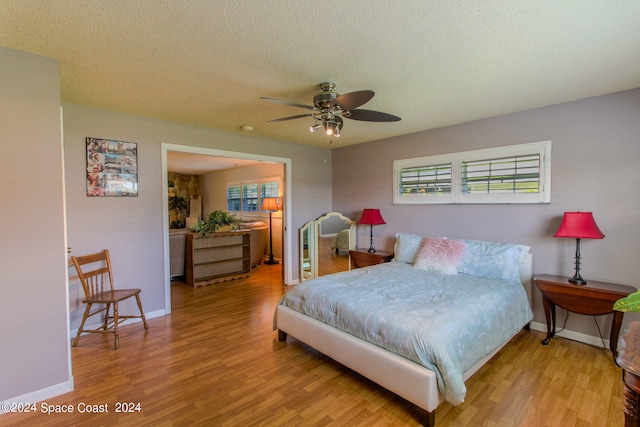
[617,321,640,426]
[534,274,636,362]
[349,249,394,268]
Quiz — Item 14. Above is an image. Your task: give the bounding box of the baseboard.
[0,378,74,414]
[69,308,166,339]
[529,321,609,349]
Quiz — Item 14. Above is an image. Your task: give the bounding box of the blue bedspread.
[276,261,533,405]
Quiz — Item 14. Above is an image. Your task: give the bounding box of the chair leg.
[135,294,148,331]
[73,303,92,348]
[103,303,111,330]
[113,301,120,350]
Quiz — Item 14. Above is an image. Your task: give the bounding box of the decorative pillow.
[456,239,530,284]
[414,237,465,275]
[393,233,425,264]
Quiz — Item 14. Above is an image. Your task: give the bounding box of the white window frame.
[226,184,242,211]
[393,141,552,205]
[227,177,281,213]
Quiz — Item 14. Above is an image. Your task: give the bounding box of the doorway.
[161,143,293,314]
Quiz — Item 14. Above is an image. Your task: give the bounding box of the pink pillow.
[414,237,465,275]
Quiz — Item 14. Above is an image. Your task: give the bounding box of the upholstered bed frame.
[276,254,532,426]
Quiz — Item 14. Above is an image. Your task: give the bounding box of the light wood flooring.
[1,262,625,426]
[317,236,350,276]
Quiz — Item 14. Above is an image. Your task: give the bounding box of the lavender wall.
[332,89,640,341]
[63,104,333,328]
[0,47,71,402]
[1,45,333,404]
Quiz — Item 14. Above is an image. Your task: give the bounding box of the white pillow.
[457,239,530,283]
[393,233,424,264]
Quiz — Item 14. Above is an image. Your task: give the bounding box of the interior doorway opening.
[161,143,292,314]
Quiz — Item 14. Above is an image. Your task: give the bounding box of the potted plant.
[168,196,188,229]
[190,210,239,237]
[614,292,640,312]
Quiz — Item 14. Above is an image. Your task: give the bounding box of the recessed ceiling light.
[240,125,253,132]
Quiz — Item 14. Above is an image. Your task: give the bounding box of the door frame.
[161,143,292,314]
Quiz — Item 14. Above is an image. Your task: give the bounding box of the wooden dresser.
[185,231,251,287]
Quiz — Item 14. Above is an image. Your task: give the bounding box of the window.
[461,155,540,195]
[399,162,452,197]
[226,185,241,211]
[242,183,259,212]
[260,181,279,201]
[393,141,551,204]
[227,179,280,213]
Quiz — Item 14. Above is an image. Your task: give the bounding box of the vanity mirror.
[299,212,355,282]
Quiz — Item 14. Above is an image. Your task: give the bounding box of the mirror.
[300,220,315,281]
[300,212,355,282]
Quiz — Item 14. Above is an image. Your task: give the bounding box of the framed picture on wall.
[85,137,138,197]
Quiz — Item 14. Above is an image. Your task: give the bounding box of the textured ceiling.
[1,1,640,149]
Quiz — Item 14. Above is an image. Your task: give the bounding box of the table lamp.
[553,211,605,285]
[357,208,386,253]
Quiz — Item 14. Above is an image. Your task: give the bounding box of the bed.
[274,233,533,426]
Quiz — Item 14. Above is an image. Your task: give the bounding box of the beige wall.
[332,88,640,343]
[0,47,71,401]
[200,162,285,261]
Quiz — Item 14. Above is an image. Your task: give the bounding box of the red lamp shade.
[554,212,604,240]
[554,212,604,285]
[357,208,386,225]
[357,209,385,253]
[261,197,280,212]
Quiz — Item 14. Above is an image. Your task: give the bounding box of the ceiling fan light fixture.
[261,82,399,141]
[323,119,341,137]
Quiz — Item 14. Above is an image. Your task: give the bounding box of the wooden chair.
[71,249,148,349]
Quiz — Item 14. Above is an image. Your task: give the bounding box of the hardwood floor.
[1,263,625,426]
[317,236,350,276]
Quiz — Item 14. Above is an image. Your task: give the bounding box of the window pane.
[261,181,279,198]
[227,185,241,211]
[242,184,259,212]
[260,181,279,211]
[461,155,540,194]
[399,163,452,196]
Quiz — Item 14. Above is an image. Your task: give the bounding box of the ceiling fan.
[261,82,400,138]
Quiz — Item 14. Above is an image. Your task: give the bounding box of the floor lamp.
[261,197,281,265]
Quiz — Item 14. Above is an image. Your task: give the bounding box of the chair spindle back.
[72,250,115,299]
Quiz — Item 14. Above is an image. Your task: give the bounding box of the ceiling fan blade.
[343,109,401,122]
[332,90,374,110]
[260,97,315,111]
[266,113,314,123]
